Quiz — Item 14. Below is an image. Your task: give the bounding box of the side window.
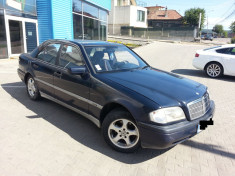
[230,48,235,55]
[58,45,84,68]
[37,44,61,64]
[216,48,230,54]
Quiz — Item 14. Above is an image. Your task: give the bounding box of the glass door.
[9,20,24,54]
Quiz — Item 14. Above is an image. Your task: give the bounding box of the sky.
[142,0,235,30]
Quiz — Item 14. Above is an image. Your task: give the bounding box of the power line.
[217,3,235,19]
[216,10,235,24]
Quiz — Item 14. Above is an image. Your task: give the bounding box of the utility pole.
[198,13,202,37]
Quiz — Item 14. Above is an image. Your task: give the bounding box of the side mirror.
[69,66,88,75]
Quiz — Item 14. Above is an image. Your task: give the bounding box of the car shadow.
[171,69,235,82]
[182,140,235,159]
[1,82,170,164]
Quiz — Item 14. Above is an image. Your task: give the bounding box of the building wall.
[36,0,53,43]
[112,6,131,25]
[108,0,147,35]
[129,5,147,28]
[51,0,73,40]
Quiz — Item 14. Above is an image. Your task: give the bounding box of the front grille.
[187,93,210,120]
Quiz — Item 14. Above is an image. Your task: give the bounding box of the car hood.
[100,68,207,106]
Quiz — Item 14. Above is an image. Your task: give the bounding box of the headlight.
[149,107,186,124]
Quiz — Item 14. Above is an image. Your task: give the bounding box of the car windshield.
[84,45,147,72]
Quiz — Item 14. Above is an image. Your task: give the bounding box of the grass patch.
[108,40,142,48]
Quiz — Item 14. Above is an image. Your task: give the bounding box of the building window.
[72,0,108,41]
[73,14,83,39]
[137,10,145,22]
[0,10,8,59]
[73,0,82,14]
[99,9,107,22]
[83,16,99,40]
[2,0,37,16]
[83,2,98,19]
[100,21,107,41]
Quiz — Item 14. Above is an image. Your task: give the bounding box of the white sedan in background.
[193,44,235,78]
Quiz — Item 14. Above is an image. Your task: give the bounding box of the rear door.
[53,44,90,113]
[33,43,61,96]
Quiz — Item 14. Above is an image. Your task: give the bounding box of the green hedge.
[231,37,235,44]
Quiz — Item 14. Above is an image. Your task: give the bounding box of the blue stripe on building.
[51,0,73,40]
[36,0,53,43]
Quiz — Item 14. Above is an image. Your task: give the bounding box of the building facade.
[37,0,110,44]
[0,0,38,59]
[108,0,147,35]
[0,0,111,59]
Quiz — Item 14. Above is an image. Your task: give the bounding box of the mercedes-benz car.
[18,39,215,153]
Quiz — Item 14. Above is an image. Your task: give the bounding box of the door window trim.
[36,43,62,66]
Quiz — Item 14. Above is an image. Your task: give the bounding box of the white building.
[108,0,147,35]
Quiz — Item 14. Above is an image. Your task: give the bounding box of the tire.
[26,75,40,100]
[102,109,140,153]
[205,62,223,78]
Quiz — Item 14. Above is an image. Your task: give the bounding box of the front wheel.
[205,63,223,78]
[102,109,140,153]
[26,76,40,100]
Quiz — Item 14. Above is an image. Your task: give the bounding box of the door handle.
[54,71,62,77]
[32,63,39,69]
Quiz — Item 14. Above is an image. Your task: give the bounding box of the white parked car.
[193,44,235,78]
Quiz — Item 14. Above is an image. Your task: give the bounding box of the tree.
[230,21,235,33]
[184,8,206,29]
[213,25,224,36]
[223,31,228,38]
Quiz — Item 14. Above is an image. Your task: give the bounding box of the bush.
[231,37,235,44]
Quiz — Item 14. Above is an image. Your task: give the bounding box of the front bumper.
[138,100,215,149]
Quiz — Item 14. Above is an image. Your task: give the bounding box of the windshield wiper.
[141,65,149,69]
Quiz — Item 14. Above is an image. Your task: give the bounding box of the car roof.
[42,39,123,47]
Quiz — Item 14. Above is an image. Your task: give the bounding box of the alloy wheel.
[206,64,221,77]
[27,78,36,97]
[108,119,139,149]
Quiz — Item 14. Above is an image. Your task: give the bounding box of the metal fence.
[120,26,197,42]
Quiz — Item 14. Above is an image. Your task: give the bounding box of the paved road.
[0,42,235,176]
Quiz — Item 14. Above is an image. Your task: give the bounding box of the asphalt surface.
[0,42,235,176]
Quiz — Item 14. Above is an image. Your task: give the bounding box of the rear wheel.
[205,62,223,78]
[26,76,40,100]
[102,109,140,153]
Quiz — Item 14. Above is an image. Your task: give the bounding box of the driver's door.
[53,44,90,113]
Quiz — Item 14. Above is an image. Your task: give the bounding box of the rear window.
[203,46,221,51]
